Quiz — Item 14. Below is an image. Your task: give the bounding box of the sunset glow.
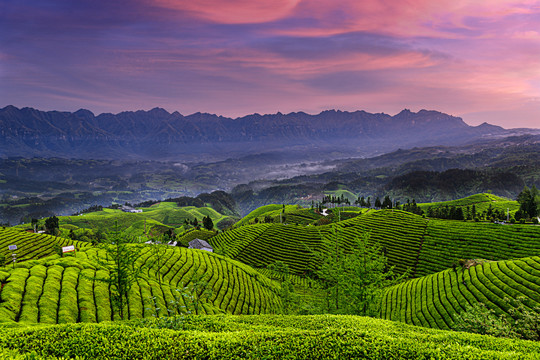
[1,0,539,127]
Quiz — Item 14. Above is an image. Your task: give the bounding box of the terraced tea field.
[381,256,540,330]
[212,209,540,279]
[417,219,540,276]
[0,227,90,265]
[0,231,281,324]
[211,210,427,276]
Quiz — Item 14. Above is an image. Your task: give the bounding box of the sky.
[1,0,539,128]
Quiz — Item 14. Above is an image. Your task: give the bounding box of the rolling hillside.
[52,201,235,236]
[210,209,540,279]
[417,193,520,218]
[0,230,281,324]
[381,256,540,331]
[0,227,91,265]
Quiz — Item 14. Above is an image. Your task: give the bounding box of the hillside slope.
[0,227,91,265]
[382,256,540,331]
[211,209,540,279]
[0,231,281,324]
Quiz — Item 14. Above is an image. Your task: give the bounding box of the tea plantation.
[382,256,540,330]
[0,230,281,325]
[1,314,540,359]
[2,200,540,359]
[0,227,91,264]
[211,209,540,278]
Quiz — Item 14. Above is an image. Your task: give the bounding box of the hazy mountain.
[0,106,524,160]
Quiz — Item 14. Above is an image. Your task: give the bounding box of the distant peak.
[148,107,170,116]
[74,109,94,117]
[1,105,19,111]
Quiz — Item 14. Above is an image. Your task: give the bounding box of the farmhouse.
[121,205,143,213]
[188,238,213,252]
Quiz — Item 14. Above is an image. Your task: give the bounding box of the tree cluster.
[322,194,350,207]
[354,196,371,208]
[426,205,465,220]
[401,199,423,216]
[44,216,59,235]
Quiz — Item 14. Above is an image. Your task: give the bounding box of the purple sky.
[1,0,539,128]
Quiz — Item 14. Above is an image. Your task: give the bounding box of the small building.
[188,238,213,252]
[121,205,143,213]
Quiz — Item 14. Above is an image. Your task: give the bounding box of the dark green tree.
[202,216,214,231]
[44,216,59,235]
[517,185,539,219]
[381,196,392,209]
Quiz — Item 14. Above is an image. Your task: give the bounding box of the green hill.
[418,193,520,218]
[0,230,281,324]
[211,209,540,280]
[234,204,302,227]
[211,210,427,277]
[382,256,540,331]
[0,227,91,265]
[2,314,540,359]
[51,202,236,236]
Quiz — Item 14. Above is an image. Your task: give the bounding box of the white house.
[188,238,213,252]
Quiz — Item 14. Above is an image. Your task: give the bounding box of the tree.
[202,216,214,231]
[517,185,539,219]
[340,231,406,316]
[150,235,169,284]
[381,196,392,209]
[359,196,366,207]
[44,216,59,235]
[315,228,405,316]
[92,223,142,320]
[374,197,381,209]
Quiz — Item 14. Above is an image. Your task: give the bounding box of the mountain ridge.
[0,105,530,160]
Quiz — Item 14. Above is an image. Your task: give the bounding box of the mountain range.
[2,105,533,160]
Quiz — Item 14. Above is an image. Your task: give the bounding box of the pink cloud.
[152,0,301,24]
[268,0,540,38]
